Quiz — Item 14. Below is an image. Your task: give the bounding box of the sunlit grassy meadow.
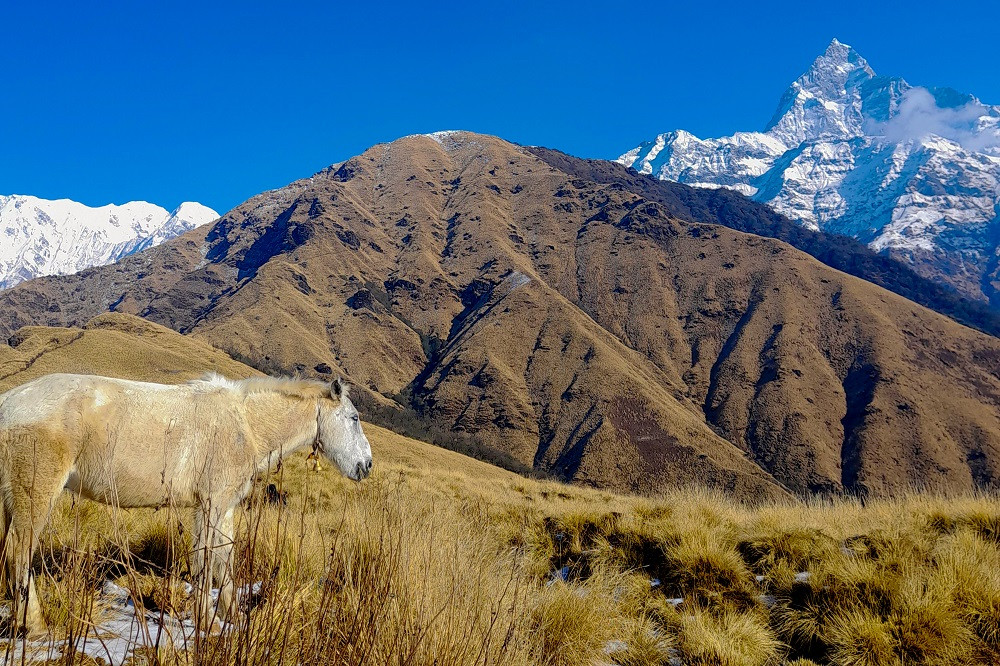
[8,423,1000,665]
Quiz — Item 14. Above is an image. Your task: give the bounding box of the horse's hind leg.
[5,507,52,637]
[5,526,44,636]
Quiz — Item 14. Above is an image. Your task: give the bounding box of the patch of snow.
[425,130,463,143]
[505,271,531,290]
[2,579,261,665]
[604,639,627,654]
[194,242,211,270]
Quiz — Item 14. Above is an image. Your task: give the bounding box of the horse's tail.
[0,424,10,599]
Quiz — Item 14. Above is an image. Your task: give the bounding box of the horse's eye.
[351,415,359,422]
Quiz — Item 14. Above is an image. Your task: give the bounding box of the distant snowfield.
[618,39,1000,286]
[0,195,218,290]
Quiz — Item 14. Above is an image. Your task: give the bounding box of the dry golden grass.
[1,423,996,665]
[0,314,998,665]
[677,606,780,666]
[0,312,259,394]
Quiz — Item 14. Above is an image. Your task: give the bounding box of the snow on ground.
[0,579,260,665]
[1,581,196,665]
[424,130,463,143]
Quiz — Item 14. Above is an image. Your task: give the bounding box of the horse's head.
[316,378,373,481]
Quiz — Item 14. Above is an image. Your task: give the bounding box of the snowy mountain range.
[0,195,218,290]
[618,39,1000,305]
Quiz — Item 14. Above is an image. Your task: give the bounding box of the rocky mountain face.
[2,132,1000,499]
[619,39,1000,306]
[0,195,218,289]
[530,147,1000,337]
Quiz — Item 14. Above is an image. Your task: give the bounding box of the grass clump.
[532,578,619,666]
[660,530,757,610]
[610,616,675,666]
[824,608,896,666]
[677,606,781,665]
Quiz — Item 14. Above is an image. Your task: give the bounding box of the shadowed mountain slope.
[527,147,1000,338]
[2,132,999,498]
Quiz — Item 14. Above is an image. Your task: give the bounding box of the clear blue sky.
[2,0,997,214]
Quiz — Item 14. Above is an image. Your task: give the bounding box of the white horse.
[0,372,372,636]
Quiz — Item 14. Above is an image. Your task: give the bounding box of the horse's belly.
[64,471,84,495]
[66,465,196,509]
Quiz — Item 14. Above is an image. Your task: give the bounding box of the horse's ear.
[332,377,349,400]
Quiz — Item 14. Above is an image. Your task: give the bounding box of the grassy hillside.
[0,323,998,664]
[0,312,258,391]
[526,146,1000,338]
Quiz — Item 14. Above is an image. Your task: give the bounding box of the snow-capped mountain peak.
[763,39,877,146]
[618,40,1000,305]
[0,195,219,289]
[170,201,216,222]
[799,38,874,96]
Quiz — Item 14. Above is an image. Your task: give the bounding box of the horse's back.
[0,373,236,507]
[0,373,91,427]
[0,373,211,443]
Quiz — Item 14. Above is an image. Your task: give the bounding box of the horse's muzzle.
[355,458,373,481]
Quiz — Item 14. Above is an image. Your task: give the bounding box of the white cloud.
[866,87,1000,151]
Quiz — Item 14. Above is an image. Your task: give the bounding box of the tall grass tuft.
[677,606,781,665]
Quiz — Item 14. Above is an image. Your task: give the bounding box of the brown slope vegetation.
[1,132,999,498]
[527,146,1000,337]
[0,312,259,391]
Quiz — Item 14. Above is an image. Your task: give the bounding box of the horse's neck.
[242,393,318,464]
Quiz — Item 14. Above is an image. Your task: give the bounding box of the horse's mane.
[193,373,343,401]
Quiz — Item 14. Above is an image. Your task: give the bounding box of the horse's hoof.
[197,617,225,635]
[0,621,47,640]
[24,625,48,640]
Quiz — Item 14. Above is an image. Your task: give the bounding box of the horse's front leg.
[212,506,237,623]
[4,464,70,638]
[191,504,219,633]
